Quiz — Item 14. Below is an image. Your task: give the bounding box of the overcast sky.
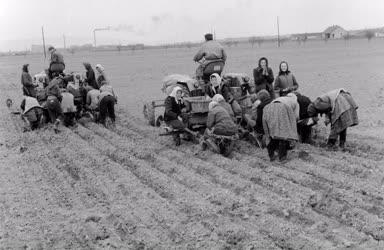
[1,0,383,51]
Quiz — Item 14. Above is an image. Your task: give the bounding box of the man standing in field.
[48,46,65,78]
[193,33,227,78]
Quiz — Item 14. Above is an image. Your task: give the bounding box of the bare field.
[1,39,384,249]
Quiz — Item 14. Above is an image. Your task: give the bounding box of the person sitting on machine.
[164,86,186,146]
[48,46,65,79]
[193,33,227,81]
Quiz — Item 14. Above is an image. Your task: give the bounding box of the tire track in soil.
[74,124,288,249]
[79,120,375,249]
[111,110,384,248]
[39,127,237,249]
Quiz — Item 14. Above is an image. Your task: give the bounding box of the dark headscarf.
[83,62,92,71]
[22,64,29,73]
[256,89,271,103]
[258,57,269,68]
[278,61,291,75]
[307,103,318,117]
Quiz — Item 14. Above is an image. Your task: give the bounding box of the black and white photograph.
[0,0,384,249]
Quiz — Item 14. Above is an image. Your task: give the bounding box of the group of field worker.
[164,33,359,162]
[20,46,117,131]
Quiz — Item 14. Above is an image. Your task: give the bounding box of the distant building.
[323,25,347,39]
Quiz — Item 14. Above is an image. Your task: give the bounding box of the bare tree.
[365,29,375,42]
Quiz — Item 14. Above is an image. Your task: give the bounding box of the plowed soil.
[1,39,384,249]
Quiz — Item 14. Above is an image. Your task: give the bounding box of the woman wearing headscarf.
[45,77,63,126]
[83,62,98,90]
[307,89,358,149]
[20,96,43,131]
[98,77,117,126]
[253,57,274,98]
[164,86,186,145]
[164,86,185,128]
[274,61,299,97]
[254,90,273,135]
[95,64,108,87]
[212,94,235,121]
[21,64,36,97]
[206,101,237,136]
[263,93,299,162]
[209,73,242,117]
[295,92,316,143]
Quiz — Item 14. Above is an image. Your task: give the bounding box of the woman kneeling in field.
[307,89,358,149]
[263,93,299,162]
[20,96,44,131]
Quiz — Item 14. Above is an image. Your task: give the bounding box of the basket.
[184,96,211,113]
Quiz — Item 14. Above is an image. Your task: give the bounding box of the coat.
[86,89,101,110]
[164,96,185,122]
[253,67,274,93]
[21,71,36,97]
[60,92,76,113]
[207,104,237,135]
[87,70,98,89]
[274,72,298,96]
[263,102,299,143]
[45,78,61,100]
[255,98,272,134]
[193,40,227,62]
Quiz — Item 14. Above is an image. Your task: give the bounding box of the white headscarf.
[210,73,222,88]
[170,86,182,101]
[208,101,218,111]
[95,64,104,73]
[212,94,225,103]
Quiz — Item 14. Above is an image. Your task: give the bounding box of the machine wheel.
[143,102,155,126]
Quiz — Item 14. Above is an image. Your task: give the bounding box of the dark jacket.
[84,64,98,89]
[255,98,272,134]
[206,83,233,102]
[296,93,311,120]
[50,51,65,65]
[253,58,274,94]
[207,104,237,135]
[21,67,36,97]
[164,96,185,122]
[274,72,298,96]
[46,78,62,101]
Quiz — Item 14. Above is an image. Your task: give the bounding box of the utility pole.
[41,26,46,59]
[63,34,66,49]
[277,16,280,48]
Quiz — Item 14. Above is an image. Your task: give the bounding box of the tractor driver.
[193,33,227,79]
